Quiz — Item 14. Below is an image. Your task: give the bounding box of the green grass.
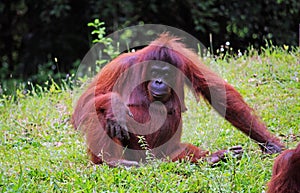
[1,47,299,192]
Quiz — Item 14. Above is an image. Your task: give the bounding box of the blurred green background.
[0,0,299,94]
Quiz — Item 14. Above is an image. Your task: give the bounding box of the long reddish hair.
[267,143,300,193]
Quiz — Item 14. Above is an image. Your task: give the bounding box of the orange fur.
[72,33,283,166]
[267,143,300,193]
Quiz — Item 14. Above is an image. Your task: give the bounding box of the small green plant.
[137,135,155,162]
[87,19,119,68]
